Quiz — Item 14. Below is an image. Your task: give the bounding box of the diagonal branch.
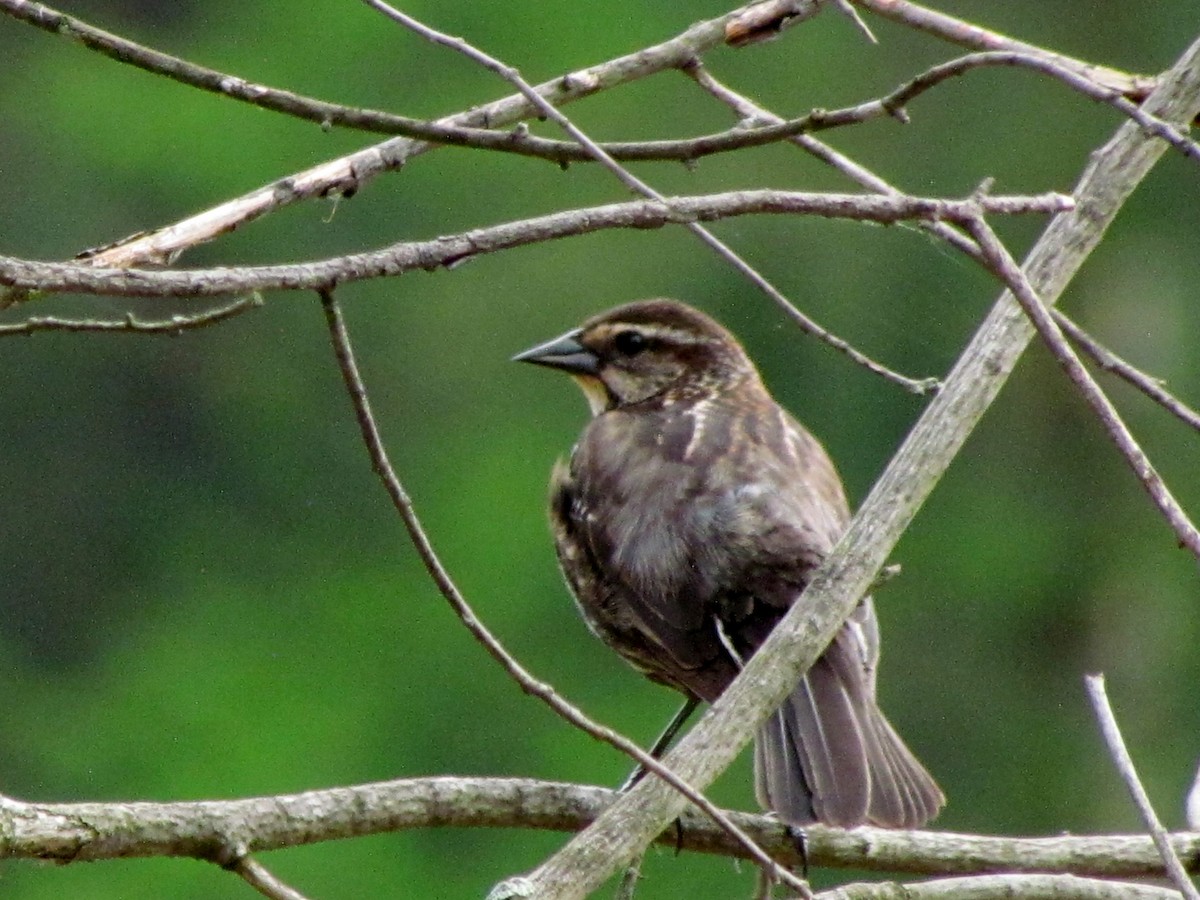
[494,32,1200,900]
[1055,311,1200,434]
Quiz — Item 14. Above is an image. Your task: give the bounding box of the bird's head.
[513,299,756,415]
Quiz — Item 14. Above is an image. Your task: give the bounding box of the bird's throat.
[570,374,613,417]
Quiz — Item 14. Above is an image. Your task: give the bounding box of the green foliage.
[1,1,1198,896]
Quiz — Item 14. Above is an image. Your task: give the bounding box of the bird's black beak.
[512,329,600,376]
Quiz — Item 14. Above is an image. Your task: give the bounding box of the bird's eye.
[612,330,648,356]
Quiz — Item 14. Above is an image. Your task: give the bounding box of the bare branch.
[685,63,984,258]
[829,0,879,44]
[0,190,1071,299]
[687,65,1200,435]
[0,0,849,164]
[4,779,1200,879]
[49,0,787,269]
[815,873,1181,899]
[853,0,1159,100]
[5,0,1168,151]
[1084,674,1200,900]
[886,54,1200,162]
[360,0,921,398]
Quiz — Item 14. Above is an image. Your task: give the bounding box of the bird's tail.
[754,655,944,828]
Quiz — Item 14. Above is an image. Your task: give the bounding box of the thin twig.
[359,0,932,397]
[1052,309,1200,434]
[228,855,312,900]
[884,54,1200,162]
[830,0,878,44]
[963,213,1200,558]
[1084,674,1200,900]
[316,289,808,895]
[0,295,262,336]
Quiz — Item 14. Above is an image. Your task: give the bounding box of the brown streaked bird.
[514,299,943,828]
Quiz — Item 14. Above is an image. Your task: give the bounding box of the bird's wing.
[550,454,731,696]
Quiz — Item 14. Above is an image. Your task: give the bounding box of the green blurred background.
[1,1,1197,897]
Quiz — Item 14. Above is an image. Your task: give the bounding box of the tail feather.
[754,709,815,823]
[864,707,945,827]
[754,652,943,828]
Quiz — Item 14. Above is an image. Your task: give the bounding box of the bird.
[513,298,943,828]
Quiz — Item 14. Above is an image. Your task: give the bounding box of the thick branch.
[4,780,1200,880]
[816,874,1181,900]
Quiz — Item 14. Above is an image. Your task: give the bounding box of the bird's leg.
[785,824,810,879]
[618,696,700,791]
